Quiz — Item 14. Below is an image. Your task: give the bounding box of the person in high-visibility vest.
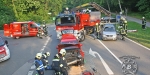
[118,26,126,40]
[35,53,45,75]
[122,20,128,35]
[95,23,100,39]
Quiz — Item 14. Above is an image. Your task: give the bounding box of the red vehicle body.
[55,12,100,42]
[3,21,40,39]
[56,33,84,66]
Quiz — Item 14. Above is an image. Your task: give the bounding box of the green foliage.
[0,1,16,29]
[0,0,66,30]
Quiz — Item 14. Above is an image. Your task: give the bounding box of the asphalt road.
[0,24,150,75]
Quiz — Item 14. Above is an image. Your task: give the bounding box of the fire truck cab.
[3,21,40,39]
[55,13,86,42]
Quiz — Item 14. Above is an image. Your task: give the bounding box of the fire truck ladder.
[71,2,111,16]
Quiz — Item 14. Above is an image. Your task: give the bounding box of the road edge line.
[125,37,150,51]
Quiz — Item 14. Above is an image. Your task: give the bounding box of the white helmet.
[46,52,50,56]
[36,53,42,59]
[66,7,68,10]
[59,49,66,56]
[142,17,145,19]
[43,24,46,27]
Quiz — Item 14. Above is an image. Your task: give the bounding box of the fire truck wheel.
[79,34,85,42]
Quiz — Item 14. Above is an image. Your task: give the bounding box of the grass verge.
[127,21,150,48]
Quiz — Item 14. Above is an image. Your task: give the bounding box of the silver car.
[101,24,117,41]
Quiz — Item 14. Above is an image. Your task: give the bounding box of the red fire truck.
[3,21,41,39]
[55,2,111,42]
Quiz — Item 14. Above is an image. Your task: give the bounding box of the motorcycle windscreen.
[3,24,10,37]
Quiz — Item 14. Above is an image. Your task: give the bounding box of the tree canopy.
[0,0,150,29]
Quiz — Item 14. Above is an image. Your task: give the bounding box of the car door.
[3,24,10,37]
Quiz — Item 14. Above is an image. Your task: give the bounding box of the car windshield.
[0,37,5,46]
[55,15,75,25]
[104,26,115,31]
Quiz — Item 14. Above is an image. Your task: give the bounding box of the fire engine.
[3,21,41,39]
[55,2,111,42]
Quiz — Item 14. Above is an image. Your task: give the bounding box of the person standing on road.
[58,49,68,75]
[122,20,128,35]
[35,53,45,75]
[42,24,48,36]
[51,54,61,75]
[142,17,146,29]
[42,52,51,70]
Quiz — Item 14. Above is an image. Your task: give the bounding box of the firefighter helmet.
[66,7,68,10]
[43,24,46,27]
[36,53,42,59]
[124,20,127,23]
[59,49,66,56]
[142,17,145,19]
[46,52,50,56]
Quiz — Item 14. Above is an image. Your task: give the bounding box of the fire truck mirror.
[5,40,8,44]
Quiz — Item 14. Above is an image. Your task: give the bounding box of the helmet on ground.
[66,7,68,10]
[82,70,93,75]
[36,53,42,59]
[59,49,66,56]
[46,52,50,56]
[124,20,127,23]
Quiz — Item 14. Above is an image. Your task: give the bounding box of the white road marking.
[97,40,122,64]
[89,48,114,75]
[126,37,150,51]
[28,71,34,75]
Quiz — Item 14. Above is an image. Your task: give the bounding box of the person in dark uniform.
[51,55,61,75]
[142,17,146,29]
[42,52,51,70]
[35,53,45,75]
[58,49,68,75]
